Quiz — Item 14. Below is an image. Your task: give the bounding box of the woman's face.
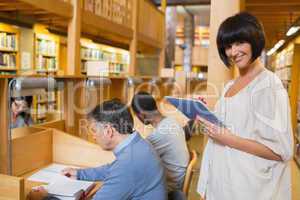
[225,42,252,69]
[12,100,28,115]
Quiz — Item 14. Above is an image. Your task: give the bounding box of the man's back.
[147,117,190,191]
[78,132,167,200]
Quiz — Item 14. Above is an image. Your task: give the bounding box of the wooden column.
[63,79,86,136]
[206,0,244,109]
[66,0,82,76]
[0,79,9,174]
[127,0,139,105]
[232,0,245,79]
[161,0,167,13]
[203,0,244,146]
[158,0,167,76]
[129,0,139,76]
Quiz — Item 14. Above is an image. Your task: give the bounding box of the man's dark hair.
[217,12,266,67]
[131,91,158,114]
[88,99,134,135]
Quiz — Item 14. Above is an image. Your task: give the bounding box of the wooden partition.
[0,127,115,199]
[109,78,127,102]
[0,79,9,174]
[52,129,114,167]
[12,127,52,176]
[138,0,164,48]
[187,80,207,97]
[11,127,115,177]
[0,174,24,200]
[37,120,65,131]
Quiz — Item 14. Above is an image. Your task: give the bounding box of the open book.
[28,164,95,200]
[165,96,225,127]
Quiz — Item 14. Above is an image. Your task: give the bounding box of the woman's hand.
[197,96,207,105]
[196,115,234,146]
[196,115,283,161]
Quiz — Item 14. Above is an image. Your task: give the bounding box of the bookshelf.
[34,33,60,74]
[32,91,60,123]
[273,45,293,93]
[273,42,300,168]
[293,44,300,168]
[0,23,19,76]
[80,39,130,76]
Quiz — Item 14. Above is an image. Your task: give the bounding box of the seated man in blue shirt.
[131,92,189,194]
[28,99,166,200]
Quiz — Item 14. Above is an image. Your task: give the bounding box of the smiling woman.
[197,12,293,200]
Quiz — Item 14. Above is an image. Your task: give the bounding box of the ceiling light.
[267,48,276,56]
[267,40,285,56]
[286,26,300,36]
[274,40,285,49]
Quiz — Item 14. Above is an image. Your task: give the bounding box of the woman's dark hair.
[217,12,266,67]
[131,91,158,114]
[12,96,33,125]
[88,98,134,135]
[12,96,33,107]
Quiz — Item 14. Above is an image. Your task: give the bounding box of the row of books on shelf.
[35,104,47,121]
[0,71,16,75]
[36,39,57,56]
[0,52,16,67]
[81,47,129,64]
[275,50,293,69]
[36,56,57,71]
[36,92,56,103]
[81,60,128,75]
[0,32,17,50]
[81,47,104,61]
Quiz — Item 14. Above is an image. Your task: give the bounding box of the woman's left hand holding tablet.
[196,115,235,146]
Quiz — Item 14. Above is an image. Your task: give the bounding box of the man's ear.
[104,124,115,139]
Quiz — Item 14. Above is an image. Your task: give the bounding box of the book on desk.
[28,163,95,200]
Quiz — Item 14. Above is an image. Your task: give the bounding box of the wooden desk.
[1,128,114,200]
[22,166,103,199]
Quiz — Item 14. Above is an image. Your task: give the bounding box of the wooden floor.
[187,135,300,200]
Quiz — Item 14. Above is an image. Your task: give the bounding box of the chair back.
[182,150,198,196]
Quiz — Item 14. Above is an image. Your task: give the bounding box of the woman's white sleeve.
[251,82,294,162]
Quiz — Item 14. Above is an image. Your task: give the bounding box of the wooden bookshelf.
[0,23,20,76]
[80,38,130,75]
[274,42,300,169]
[33,25,60,74]
[32,90,60,124]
